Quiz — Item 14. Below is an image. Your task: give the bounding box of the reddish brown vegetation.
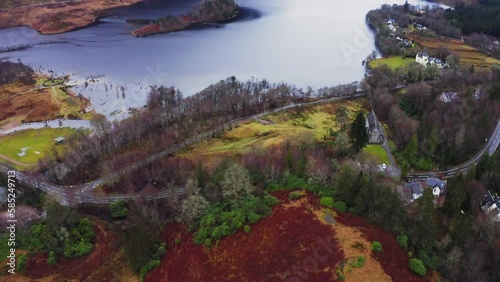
[147,191,428,282]
[147,191,343,282]
[0,0,142,34]
[335,212,430,282]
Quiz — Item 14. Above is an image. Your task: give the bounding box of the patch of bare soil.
[0,0,142,34]
[335,212,431,282]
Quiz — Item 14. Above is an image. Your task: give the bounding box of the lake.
[0,0,444,119]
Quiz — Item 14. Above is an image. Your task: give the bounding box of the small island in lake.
[130,0,239,37]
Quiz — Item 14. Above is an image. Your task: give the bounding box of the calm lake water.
[0,0,444,118]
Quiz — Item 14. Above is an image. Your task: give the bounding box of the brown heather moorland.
[146,191,429,282]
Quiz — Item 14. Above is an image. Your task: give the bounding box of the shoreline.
[0,0,144,35]
[131,10,240,37]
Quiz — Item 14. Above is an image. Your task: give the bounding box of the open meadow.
[180,100,364,160]
[368,56,416,70]
[0,127,80,169]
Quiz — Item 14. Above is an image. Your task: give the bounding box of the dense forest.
[446,0,500,36]
[0,60,35,85]
[38,77,359,185]
[368,63,500,170]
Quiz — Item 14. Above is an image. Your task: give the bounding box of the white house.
[432,187,441,197]
[403,182,423,202]
[426,178,446,197]
[480,191,500,222]
[439,92,459,103]
[415,52,444,68]
[415,52,429,65]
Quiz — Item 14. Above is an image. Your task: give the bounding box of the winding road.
[0,93,368,205]
[408,119,500,180]
[2,91,500,205]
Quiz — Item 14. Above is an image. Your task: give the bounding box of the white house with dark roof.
[425,178,446,197]
[439,92,459,103]
[406,182,423,202]
[480,191,500,222]
[415,52,429,65]
[415,52,444,68]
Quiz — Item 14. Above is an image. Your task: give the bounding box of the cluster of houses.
[480,191,500,222]
[387,19,397,33]
[436,87,484,104]
[415,52,445,68]
[399,178,446,203]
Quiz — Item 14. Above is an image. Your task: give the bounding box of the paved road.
[408,119,500,180]
[0,93,367,205]
[3,92,500,205]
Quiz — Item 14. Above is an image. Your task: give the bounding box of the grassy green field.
[0,128,80,167]
[368,56,415,70]
[181,100,364,157]
[362,145,390,165]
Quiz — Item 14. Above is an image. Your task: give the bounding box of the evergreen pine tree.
[350,112,369,153]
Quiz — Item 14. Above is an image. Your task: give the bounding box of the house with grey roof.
[426,178,446,197]
[402,182,423,202]
[480,191,500,222]
[415,52,444,68]
[439,92,460,103]
[365,110,385,144]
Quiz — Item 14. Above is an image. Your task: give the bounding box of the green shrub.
[17,254,27,271]
[204,238,213,247]
[408,251,413,258]
[409,258,427,277]
[153,243,167,260]
[336,268,345,281]
[139,259,161,280]
[333,201,347,212]
[352,255,365,268]
[371,241,382,253]
[397,235,408,249]
[417,249,440,271]
[193,196,272,246]
[47,251,57,266]
[63,239,93,258]
[289,191,304,200]
[174,238,181,245]
[320,197,334,208]
[263,195,279,207]
[110,200,128,218]
[244,225,251,233]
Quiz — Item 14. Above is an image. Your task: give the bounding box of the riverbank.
[0,72,95,132]
[0,0,143,35]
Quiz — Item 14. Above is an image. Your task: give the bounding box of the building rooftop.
[426,178,446,189]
